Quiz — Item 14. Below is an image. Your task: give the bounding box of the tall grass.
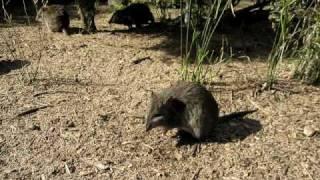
[267,0,295,85]
[180,0,231,83]
[293,2,320,84]
[268,0,320,85]
[155,0,169,21]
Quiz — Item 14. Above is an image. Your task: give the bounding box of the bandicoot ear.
[165,97,186,113]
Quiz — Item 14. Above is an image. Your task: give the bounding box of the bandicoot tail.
[219,109,258,122]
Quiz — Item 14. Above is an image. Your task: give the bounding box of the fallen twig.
[141,143,154,150]
[16,105,53,117]
[246,96,270,116]
[128,115,144,119]
[132,56,152,64]
[81,159,110,171]
[79,171,94,176]
[33,90,76,97]
[65,163,71,175]
[301,163,314,180]
[191,167,202,180]
[272,86,299,94]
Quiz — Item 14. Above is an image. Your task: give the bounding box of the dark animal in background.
[109,3,154,29]
[37,5,70,34]
[78,0,97,33]
[36,0,97,34]
[146,81,257,141]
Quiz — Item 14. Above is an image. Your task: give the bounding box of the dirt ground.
[0,8,320,180]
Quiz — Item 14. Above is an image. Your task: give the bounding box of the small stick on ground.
[141,143,154,150]
[230,90,234,104]
[16,105,53,117]
[81,159,109,170]
[127,114,144,119]
[132,56,152,64]
[247,96,270,116]
[65,163,71,175]
[301,163,315,180]
[272,86,299,94]
[191,167,202,180]
[33,90,76,97]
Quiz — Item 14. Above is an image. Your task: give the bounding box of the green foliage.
[293,6,320,84]
[108,0,128,11]
[268,0,294,85]
[268,0,320,85]
[180,0,231,83]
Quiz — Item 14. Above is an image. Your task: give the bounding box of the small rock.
[29,124,41,131]
[303,126,317,137]
[49,127,55,132]
[274,175,281,180]
[4,168,17,174]
[41,174,46,180]
[66,121,75,128]
[174,151,183,161]
[79,44,88,48]
[98,114,109,122]
[94,162,109,170]
[261,82,268,90]
[79,171,94,176]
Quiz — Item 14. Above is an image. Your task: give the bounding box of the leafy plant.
[268,0,320,85]
[293,4,320,84]
[180,0,231,83]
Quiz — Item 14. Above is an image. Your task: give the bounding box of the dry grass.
[0,11,319,180]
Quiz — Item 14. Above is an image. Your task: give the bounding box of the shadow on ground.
[106,22,177,35]
[32,77,115,87]
[0,59,30,75]
[175,117,262,146]
[68,27,83,35]
[139,8,275,61]
[0,17,39,28]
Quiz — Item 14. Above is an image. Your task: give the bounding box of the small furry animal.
[37,5,70,34]
[146,81,257,140]
[109,3,154,29]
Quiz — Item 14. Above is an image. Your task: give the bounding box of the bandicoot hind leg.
[192,143,201,157]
